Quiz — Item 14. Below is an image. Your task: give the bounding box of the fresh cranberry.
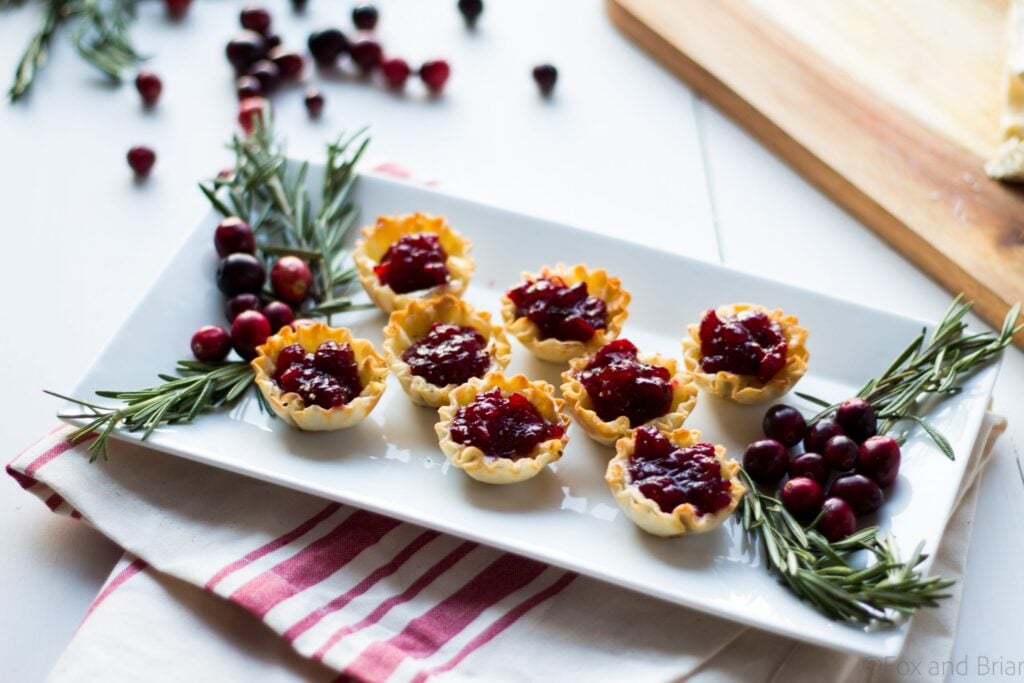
[236,75,263,100]
[829,474,883,516]
[231,310,271,360]
[576,339,672,427]
[817,497,856,542]
[420,60,450,92]
[238,96,268,134]
[270,48,304,80]
[856,435,901,488]
[450,388,564,459]
[191,325,232,362]
[262,33,282,51]
[373,233,449,294]
[270,256,313,303]
[698,308,788,383]
[247,59,280,93]
[627,426,733,515]
[742,439,789,486]
[506,276,608,343]
[262,301,294,331]
[350,39,383,72]
[217,253,266,296]
[134,71,162,106]
[804,419,843,454]
[351,4,379,30]
[761,404,806,447]
[164,0,191,18]
[823,434,858,471]
[214,217,256,257]
[304,89,325,117]
[308,28,349,67]
[781,477,824,518]
[226,31,267,73]
[402,323,490,386]
[273,340,363,408]
[457,0,484,27]
[532,64,557,96]
[380,58,411,88]
[226,293,261,321]
[789,452,828,486]
[240,6,272,34]
[126,146,156,177]
[836,398,878,443]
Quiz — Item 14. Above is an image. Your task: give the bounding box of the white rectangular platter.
[61,172,999,658]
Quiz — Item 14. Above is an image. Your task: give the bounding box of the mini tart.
[682,303,809,405]
[435,373,570,485]
[606,428,745,537]
[383,295,512,407]
[252,322,389,431]
[500,263,631,363]
[353,213,474,313]
[560,349,698,447]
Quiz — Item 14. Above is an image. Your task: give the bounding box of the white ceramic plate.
[61,172,999,657]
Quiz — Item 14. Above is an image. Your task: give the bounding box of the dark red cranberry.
[402,323,490,387]
[457,0,484,27]
[164,0,191,18]
[380,58,411,89]
[374,233,449,294]
[506,277,608,343]
[352,4,379,30]
[628,426,733,515]
[238,96,268,134]
[451,388,564,459]
[126,146,156,177]
[247,59,280,93]
[823,434,858,471]
[762,404,806,447]
[804,419,843,454]
[214,217,256,257]
[217,253,266,296]
[191,325,232,362]
[226,293,261,321]
[350,39,383,72]
[781,477,824,518]
[698,308,788,383]
[829,474,883,516]
[420,60,451,93]
[240,6,272,34]
[134,71,162,106]
[308,28,349,67]
[226,31,267,73]
[856,435,901,488]
[270,48,304,80]
[262,33,283,51]
[532,64,557,96]
[270,256,313,303]
[304,89,325,117]
[817,497,856,542]
[576,339,673,427]
[262,301,295,331]
[742,439,789,486]
[836,398,878,443]
[236,75,263,100]
[231,310,271,360]
[789,452,828,486]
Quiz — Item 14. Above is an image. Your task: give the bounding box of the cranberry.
[532,64,557,96]
[237,75,263,100]
[698,308,788,383]
[380,57,411,88]
[214,217,256,257]
[304,89,325,117]
[231,310,271,360]
[217,253,266,296]
[308,28,349,67]
[804,419,843,454]
[506,277,608,343]
[402,323,490,386]
[240,6,272,34]
[262,33,283,51]
[781,477,824,518]
[273,340,363,408]
[126,146,156,177]
[270,256,313,303]
[247,59,280,93]
[457,0,484,27]
[134,71,162,106]
[761,404,806,447]
[226,293,262,321]
[373,233,449,294]
[270,48,304,80]
[836,397,878,443]
[350,39,383,72]
[829,474,883,516]
[789,452,828,486]
[576,339,672,427]
[352,4,379,30]
[817,498,856,542]
[857,435,901,488]
[742,439,789,486]
[262,301,294,331]
[823,434,858,471]
[191,325,232,362]
[450,388,564,459]
[420,60,451,93]
[226,31,267,73]
[164,0,191,18]
[238,96,268,134]
[627,426,733,515]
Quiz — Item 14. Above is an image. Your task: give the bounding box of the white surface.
[0,0,1021,679]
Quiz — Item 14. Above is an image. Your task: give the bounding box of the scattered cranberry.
[350,38,383,72]
[270,256,313,303]
[226,293,262,321]
[238,96,268,134]
[762,404,806,447]
[304,89,325,117]
[231,310,272,360]
[270,48,304,81]
[804,418,843,454]
[247,59,280,93]
[420,60,451,93]
[829,474,883,516]
[263,34,282,50]
[127,146,156,177]
[226,31,267,73]
[164,0,191,18]
[781,477,824,519]
[240,6,272,34]
[789,452,828,486]
[191,325,232,362]
[823,434,858,471]
[308,28,349,67]
[134,71,162,106]
[532,64,557,96]
[262,301,295,331]
[352,4,379,30]
[381,58,411,89]
[836,397,878,443]
[217,253,266,296]
[214,217,256,256]
[742,439,789,486]
[817,498,856,542]
[457,0,484,28]
[236,75,263,100]
[857,435,901,488]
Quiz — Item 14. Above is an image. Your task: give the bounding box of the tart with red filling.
[383,295,512,407]
[354,213,474,313]
[435,373,570,484]
[561,339,698,446]
[606,426,744,537]
[682,303,809,405]
[500,263,630,362]
[252,322,388,431]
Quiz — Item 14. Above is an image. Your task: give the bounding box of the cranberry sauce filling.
[273,340,363,409]
[505,276,608,342]
[627,426,732,515]
[402,322,491,387]
[577,339,673,426]
[698,308,788,383]
[449,388,564,459]
[373,233,450,294]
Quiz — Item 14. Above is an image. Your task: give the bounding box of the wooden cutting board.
[607,0,1024,346]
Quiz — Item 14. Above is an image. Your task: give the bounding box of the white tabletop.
[1,0,1021,680]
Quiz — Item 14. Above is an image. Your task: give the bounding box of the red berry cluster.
[743,398,901,542]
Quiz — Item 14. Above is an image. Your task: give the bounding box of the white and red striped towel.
[6,413,1005,682]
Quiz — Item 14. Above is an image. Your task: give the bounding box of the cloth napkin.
[5,411,1005,683]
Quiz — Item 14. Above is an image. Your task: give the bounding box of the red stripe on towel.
[83,558,149,622]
